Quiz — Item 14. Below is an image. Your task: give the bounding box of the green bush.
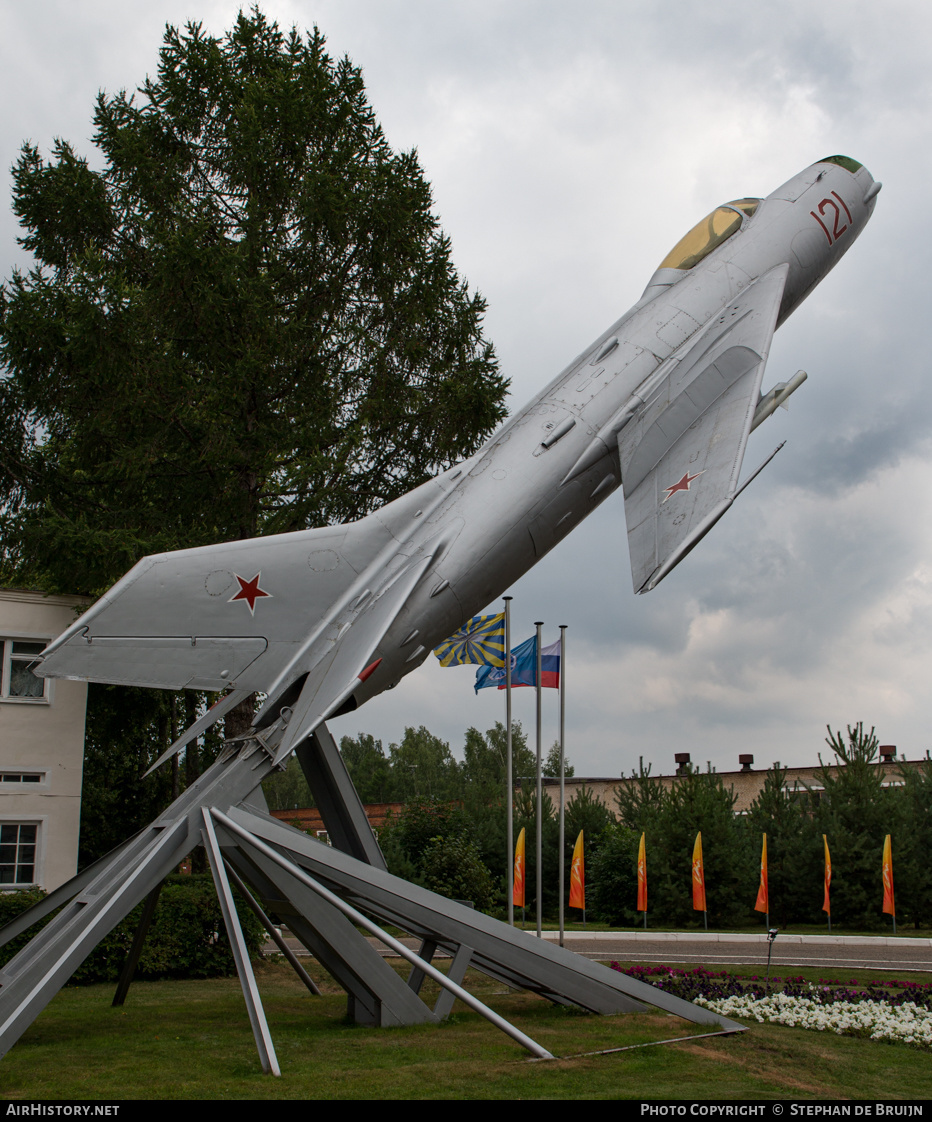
[0,875,264,984]
[421,834,498,912]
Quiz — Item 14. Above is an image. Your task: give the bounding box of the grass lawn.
[1,960,931,1100]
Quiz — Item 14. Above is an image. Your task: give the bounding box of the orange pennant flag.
[822,835,832,916]
[692,832,706,913]
[569,830,585,909]
[882,834,895,917]
[637,832,647,913]
[513,827,526,907]
[754,833,769,914]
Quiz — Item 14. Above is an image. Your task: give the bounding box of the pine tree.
[816,724,903,928]
[0,8,505,595]
[613,760,666,836]
[891,758,932,928]
[564,784,614,859]
[0,10,505,857]
[746,764,821,927]
[589,825,641,927]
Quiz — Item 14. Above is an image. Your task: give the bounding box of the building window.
[783,784,823,809]
[0,772,44,784]
[0,641,47,702]
[0,823,38,885]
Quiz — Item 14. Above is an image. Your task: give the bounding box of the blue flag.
[475,635,537,693]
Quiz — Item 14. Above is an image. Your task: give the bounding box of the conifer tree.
[746,763,821,927]
[0,8,505,595]
[891,758,932,928]
[0,9,505,857]
[815,724,904,927]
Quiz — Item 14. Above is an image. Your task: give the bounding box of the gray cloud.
[4,0,932,774]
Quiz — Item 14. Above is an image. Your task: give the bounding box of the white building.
[0,589,89,891]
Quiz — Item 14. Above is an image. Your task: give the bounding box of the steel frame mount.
[0,721,743,1075]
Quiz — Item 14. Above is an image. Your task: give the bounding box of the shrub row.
[0,874,264,984]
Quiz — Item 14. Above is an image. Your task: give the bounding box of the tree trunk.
[224,693,258,740]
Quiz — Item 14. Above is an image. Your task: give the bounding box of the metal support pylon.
[0,732,282,1061]
[0,719,744,1074]
[201,807,280,1075]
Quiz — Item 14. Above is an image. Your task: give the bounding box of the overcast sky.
[2,1,930,779]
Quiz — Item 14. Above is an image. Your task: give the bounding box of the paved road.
[540,932,932,973]
[268,930,932,973]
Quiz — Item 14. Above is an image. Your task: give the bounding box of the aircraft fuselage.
[344,156,879,706]
[38,157,879,749]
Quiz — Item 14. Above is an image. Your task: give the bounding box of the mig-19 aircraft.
[37,156,880,761]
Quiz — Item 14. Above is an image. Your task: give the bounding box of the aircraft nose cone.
[818,154,865,174]
[817,154,880,205]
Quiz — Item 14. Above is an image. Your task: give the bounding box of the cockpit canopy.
[658,198,761,271]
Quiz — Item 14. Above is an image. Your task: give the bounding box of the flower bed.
[610,964,932,1049]
[693,992,932,1048]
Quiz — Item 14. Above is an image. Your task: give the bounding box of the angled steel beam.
[0,719,740,1073]
[294,722,386,868]
[227,805,744,1031]
[223,863,320,996]
[0,817,190,1058]
[219,829,437,1027]
[112,881,164,1007]
[406,938,439,995]
[212,806,553,1059]
[202,809,279,1076]
[433,943,474,1020]
[0,831,143,950]
[0,735,283,1061]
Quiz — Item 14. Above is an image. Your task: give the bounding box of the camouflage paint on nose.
[818,154,864,173]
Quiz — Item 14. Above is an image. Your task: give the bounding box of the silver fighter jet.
[38,156,880,759]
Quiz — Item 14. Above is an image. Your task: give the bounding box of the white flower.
[696,993,932,1050]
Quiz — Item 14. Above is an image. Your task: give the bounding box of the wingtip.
[636,498,735,596]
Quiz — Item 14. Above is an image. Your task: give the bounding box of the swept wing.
[620,264,789,593]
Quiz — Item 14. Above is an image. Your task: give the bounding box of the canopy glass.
[658,198,761,271]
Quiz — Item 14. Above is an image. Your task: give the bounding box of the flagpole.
[558,624,566,948]
[535,621,543,939]
[504,596,513,926]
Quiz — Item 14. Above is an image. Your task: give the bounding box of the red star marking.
[229,572,271,614]
[662,470,703,502]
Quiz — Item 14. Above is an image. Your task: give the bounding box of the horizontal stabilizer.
[37,516,399,694]
[42,634,267,691]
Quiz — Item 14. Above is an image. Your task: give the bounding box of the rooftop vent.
[879,745,896,761]
[674,752,691,774]
[739,754,754,772]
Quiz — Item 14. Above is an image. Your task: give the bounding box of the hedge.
[0,874,265,984]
